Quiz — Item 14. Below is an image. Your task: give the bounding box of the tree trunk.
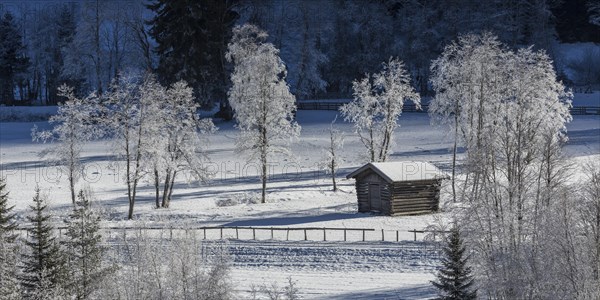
[94,0,102,94]
[166,170,176,207]
[154,167,160,209]
[331,159,337,192]
[69,168,76,205]
[451,110,458,202]
[69,137,76,204]
[161,170,171,208]
[369,126,375,162]
[260,122,267,203]
[261,149,267,204]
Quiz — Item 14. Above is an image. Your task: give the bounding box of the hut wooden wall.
[356,181,370,212]
[389,180,440,215]
[355,172,392,214]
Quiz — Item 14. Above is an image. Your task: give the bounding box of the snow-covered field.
[1,108,599,298]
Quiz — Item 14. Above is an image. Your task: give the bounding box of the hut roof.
[346,161,446,183]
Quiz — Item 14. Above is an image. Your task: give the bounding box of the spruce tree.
[431,227,477,300]
[64,190,112,299]
[21,187,67,297]
[0,178,21,299]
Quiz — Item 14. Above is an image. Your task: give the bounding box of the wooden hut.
[346,161,446,216]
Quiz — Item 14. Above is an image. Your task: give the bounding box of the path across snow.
[217,240,440,299]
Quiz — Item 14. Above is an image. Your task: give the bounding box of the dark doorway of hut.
[368,184,382,212]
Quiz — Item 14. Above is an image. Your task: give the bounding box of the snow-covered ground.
[0,105,58,122]
[1,108,599,298]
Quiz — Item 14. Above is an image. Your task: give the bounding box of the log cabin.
[346,161,447,216]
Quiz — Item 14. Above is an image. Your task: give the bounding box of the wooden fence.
[297,101,600,115]
[570,106,600,115]
[16,226,449,243]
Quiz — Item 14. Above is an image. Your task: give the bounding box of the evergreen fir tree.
[64,190,112,299]
[0,178,17,241]
[147,0,238,108]
[431,227,477,300]
[0,178,21,299]
[0,12,29,105]
[21,187,67,297]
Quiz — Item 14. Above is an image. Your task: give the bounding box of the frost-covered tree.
[136,76,168,209]
[32,85,103,204]
[100,229,232,299]
[320,116,344,192]
[431,227,477,300]
[578,161,600,296]
[0,178,20,299]
[156,81,216,208]
[340,58,420,162]
[435,33,574,298]
[103,75,215,213]
[21,188,67,297]
[104,75,147,219]
[0,240,21,299]
[429,33,507,201]
[250,276,299,300]
[226,24,300,203]
[64,190,113,299]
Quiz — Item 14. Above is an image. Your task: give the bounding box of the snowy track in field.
[219,240,441,299]
[222,240,441,273]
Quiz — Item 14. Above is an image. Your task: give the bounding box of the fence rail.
[15,225,450,243]
[297,101,600,115]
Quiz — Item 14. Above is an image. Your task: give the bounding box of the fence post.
[344,229,346,242]
[413,229,417,241]
[220,227,223,240]
[253,228,256,240]
[170,227,173,240]
[236,227,239,239]
[286,229,289,241]
[381,229,384,241]
[304,229,307,241]
[362,230,365,242]
[271,227,274,240]
[323,229,326,241]
[203,228,206,240]
[396,230,399,242]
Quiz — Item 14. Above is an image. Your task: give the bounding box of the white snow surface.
[1,109,598,298]
[572,92,600,106]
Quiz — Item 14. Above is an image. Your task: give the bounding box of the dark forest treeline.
[0,0,598,107]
